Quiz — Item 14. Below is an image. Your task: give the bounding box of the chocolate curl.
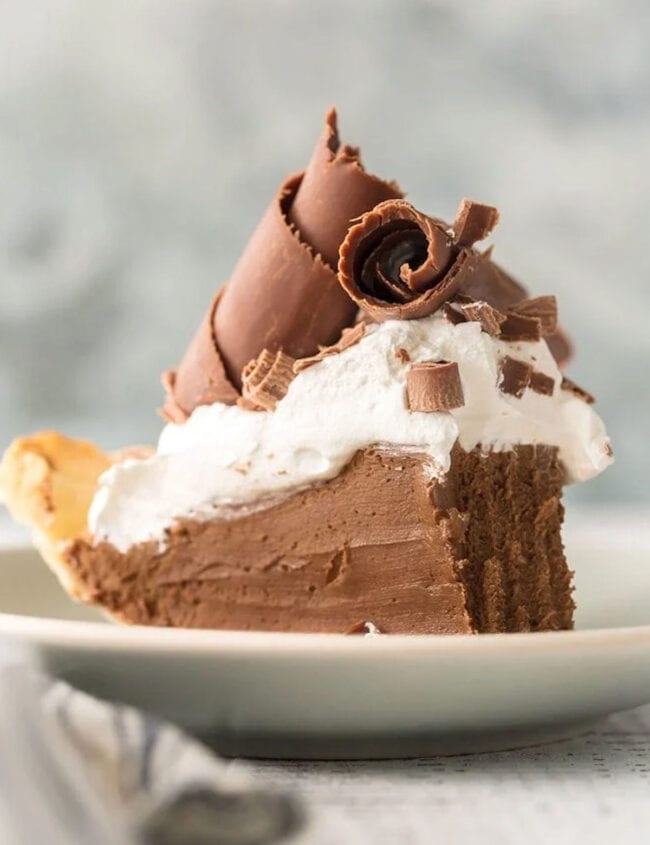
[339,201,479,321]
[498,356,533,398]
[160,290,239,422]
[338,199,532,323]
[452,199,500,247]
[499,312,542,342]
[288,108,402,270]
[459,300,506,336]
[406,361,465,412]
[488,290,570,366]
[214,109,402,390]
[165,110,401,414]
[509,295,558,336]
[240,349,296,411]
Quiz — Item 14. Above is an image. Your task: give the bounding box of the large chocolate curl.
[338,199,526,322]
[163,109,402,419]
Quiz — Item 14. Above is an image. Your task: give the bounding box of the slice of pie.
[0,111,612,634]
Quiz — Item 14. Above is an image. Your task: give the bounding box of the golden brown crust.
[0,433,154,599]
[0,432,110,542]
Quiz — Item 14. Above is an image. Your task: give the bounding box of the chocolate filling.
[65,446,572,635]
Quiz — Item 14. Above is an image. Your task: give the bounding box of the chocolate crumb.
[510,295,558,336]
[395,347,411,364]
[561,376,595,405]
[499,356,533,398]
[529,371,555,396]
[459,300,506,336]
[240,349,296,411]
[347,621,382,635]
[407,361,465,412]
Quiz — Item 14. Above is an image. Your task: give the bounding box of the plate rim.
[2,543,650,657]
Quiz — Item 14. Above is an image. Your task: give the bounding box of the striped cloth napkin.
[0,645,306,845]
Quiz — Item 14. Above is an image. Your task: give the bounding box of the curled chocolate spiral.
[338,201,479,321]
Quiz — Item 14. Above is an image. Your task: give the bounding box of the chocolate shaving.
[442,301,467,325]
[529,371,555,396]
[165,109,401,413]
[499,312,542,342]
[561,376,595,405]
[395,347,411,364]
[460,300,506,336]
[509,296,558,336]
[452,199,500,247]
[406,361,464,412]
[499,356,533,398]
[293,322,366,373]
[240,349,296,411]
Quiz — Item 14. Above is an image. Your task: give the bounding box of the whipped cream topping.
[89,313,612,552]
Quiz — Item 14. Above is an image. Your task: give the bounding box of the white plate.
[1,543,650,759]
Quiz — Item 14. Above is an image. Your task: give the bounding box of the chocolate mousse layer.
[65,444,572,634]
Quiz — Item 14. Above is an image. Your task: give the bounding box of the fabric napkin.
[0,644,307,845]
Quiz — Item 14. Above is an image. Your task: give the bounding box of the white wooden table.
[241,705,650,844]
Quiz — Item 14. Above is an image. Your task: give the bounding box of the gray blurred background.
[0,0,648,504]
